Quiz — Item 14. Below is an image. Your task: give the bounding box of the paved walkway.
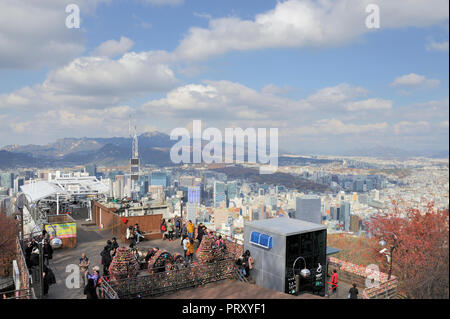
[42,221,350,299]
[43,221,189,299]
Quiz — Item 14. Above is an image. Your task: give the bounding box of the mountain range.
[0,132,447,169]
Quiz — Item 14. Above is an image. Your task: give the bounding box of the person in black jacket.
[43,240,53,265]
[100,244,112,276]
[24,241,35,270]
[42,264,56,296]
[111,237,119,250]
[348,283,359,299]
[196,223,204,245]
[84,278,98,299]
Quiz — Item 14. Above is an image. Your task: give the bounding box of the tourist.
[175,217,181,238]
[87,266,101,287]
[348,283,358,299]
[186,239,195,263]
[43,239,53,266]
[187,220,195,241]
[111,237,119,250]
[84,278,98,299]
[330,269,339,294]
[134,224,144,243]
[160,219,167,237]
[167,219,174,241]
[243,250,254,278]
[197,223,204,245]
[145,247,158,263]
[180,221,187,245]
[100,243,112,276]
[42,263,56,296]
[127,226,136,248]
[79,253,90,288]
[30,247,40,286]
[182,235,189,258]
[24,241,35,270]
[235,254,245,277]
[215,235,225,249]
[41,229,50,242]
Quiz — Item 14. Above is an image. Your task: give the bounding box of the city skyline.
[0,0,448,154]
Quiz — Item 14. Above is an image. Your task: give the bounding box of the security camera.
[379,248,388,254]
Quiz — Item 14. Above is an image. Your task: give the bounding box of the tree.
[366,202,449,299]
[0,211,17,277]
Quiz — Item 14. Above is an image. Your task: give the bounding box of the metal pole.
[39,241,44,298]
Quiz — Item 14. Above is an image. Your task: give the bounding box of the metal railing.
[101,258,237,299]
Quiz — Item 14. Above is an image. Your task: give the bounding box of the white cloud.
[92,36,134,58]
[0,50,178,110]
[174,0,449,61]
[426,40,449,52]
[141,80,311,119]
[391,73,440,88]
[291,119,388,136]
[306,84,368,106]
[0,0,110,69]
[393,121,430,135]
[9,105,133,136]
[346,98,393,111]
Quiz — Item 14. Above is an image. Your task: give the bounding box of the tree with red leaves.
[0,210,17,277]
[367,202,449,299]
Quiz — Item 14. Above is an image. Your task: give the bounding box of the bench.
[139,230,162,240]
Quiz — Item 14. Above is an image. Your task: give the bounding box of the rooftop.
[245,217,326,236]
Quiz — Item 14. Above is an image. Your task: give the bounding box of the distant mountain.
[0,131,177,169]
[2,133,447,169]
[341,146,449,159]
[0,150,43,169]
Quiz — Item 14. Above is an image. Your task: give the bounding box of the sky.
[0,0,448,155]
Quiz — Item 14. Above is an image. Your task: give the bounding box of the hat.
[93,266,100,272]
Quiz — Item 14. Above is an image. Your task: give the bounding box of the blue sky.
[0,0,448,154]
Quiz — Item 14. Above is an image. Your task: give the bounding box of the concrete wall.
[243,226,286,293]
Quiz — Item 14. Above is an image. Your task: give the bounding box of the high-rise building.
[340,201,351,231]
[85,164,97,177]
[13,177,24,194]
[295,196,321,224]
[350,214,361,233]
[330,206,337,220]
[214,181,226,207]
[226,181,238,200]
[370,189,380,201]
[188,186,201,204]
[0,172,14,189]
[151,172,167,188]
[180,175,195,188]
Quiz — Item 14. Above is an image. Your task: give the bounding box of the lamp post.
[292,256,310,295]
[378,231,398,280]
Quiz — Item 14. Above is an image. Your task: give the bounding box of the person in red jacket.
[330,269,338,294]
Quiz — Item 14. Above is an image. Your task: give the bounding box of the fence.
[9,238,36,299]
[101,258,237,299]
[328,257,398,299]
